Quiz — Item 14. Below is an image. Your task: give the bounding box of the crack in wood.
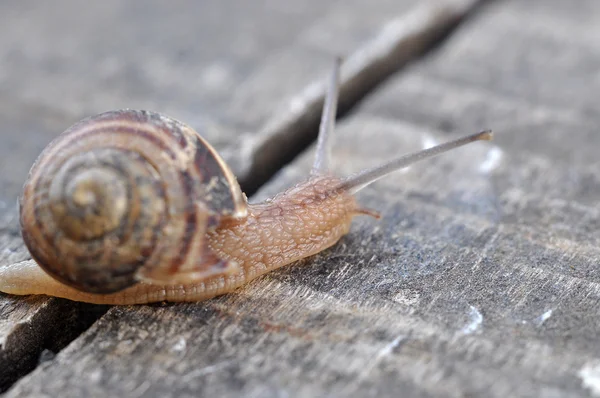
[0,0,491,393]
[239,0,492,195]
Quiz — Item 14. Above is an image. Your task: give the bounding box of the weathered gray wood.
[0,0,488,394]
[0,0,420,390]
[4,0,599,397]
[227,0,485,191]
[0,296,107,393]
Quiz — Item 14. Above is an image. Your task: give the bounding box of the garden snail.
[0,59,492,305]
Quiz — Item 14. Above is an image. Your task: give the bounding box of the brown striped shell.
[19,110,247,293]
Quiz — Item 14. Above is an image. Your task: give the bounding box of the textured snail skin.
[0,175,360,304]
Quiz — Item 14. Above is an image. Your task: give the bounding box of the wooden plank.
[0,0,490,394]
[263,0,600,396]
[8,0,599,396]
[1,0,418,390]
[0,0,486,393]
[227,0,487,192]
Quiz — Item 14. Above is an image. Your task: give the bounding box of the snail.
[0,59,492,305]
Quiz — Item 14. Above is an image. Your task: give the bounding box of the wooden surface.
[1,0,599,397]
[0,0,479,392]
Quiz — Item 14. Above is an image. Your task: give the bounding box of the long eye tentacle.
[312,57,342,175]
[337,130,493,194]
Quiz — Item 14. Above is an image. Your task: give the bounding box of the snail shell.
[19,110,247,293]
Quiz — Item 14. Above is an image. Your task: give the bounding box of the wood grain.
[0,0,417,390]
[0,0,486,393]
[4,0,598,397]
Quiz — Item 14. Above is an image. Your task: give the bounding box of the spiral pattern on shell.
[19,110,247,293]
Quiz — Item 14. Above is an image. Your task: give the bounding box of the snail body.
[0,60,492,304]
[4,174,358,304]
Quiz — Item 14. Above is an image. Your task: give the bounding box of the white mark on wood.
[181,360,234,383]
[171,336,187,352]
[534,309,553,327]
[479,146,503,173]
[579,361,600,397]
[392,289,420,306]
[461,305,483,335]
[422,134,439,150]
[88,368,103,383]
[289,81,321,114]
[342,334,406,395]
[377,334,406,359]
[130,380,151,398]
